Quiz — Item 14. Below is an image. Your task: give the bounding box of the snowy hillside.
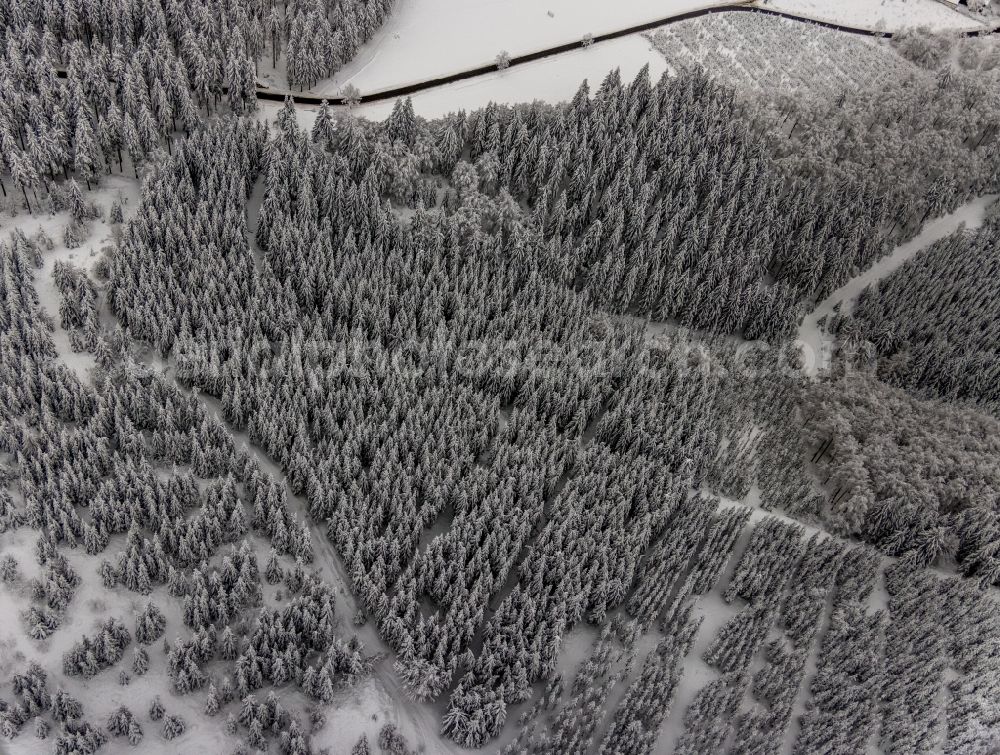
[4,1,1000,755]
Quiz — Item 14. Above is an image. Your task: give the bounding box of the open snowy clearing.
[796,193,998,375]
[264,33,666,126]
[754,0,986,32]
[257,0,735,97]
[255,0,986,97]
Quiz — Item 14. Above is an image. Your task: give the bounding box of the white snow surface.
[257,0,984,98]
[277,0,738,97]
[266,32,667,125]
[796,193,997,375]
[754,0,985,32]
[0,528,236,755]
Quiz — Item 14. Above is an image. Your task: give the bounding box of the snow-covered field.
[256,0,985,99]
[355,32,667,119]
[754,0,985,32]
[256,0,736,97]
[264,32,666,124]
[258,0,986,123]
[648,12,919,101]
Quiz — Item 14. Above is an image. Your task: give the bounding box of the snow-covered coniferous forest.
[3,0,1000,753]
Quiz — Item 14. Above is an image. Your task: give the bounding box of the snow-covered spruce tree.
[53,720,107,755]
[135,602,167,645]
[161,713,186,740]
[52,690,83,723]
[378,723,413,755]
[62,618,131,677]
[3,663,53,738]
[132,646,150,676]
[149,696,165,722]
[107,706,143,743]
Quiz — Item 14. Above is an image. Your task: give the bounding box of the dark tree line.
[62,617,131,677]
[22,539,80,640]
[0,0,398,214]
[279,0,394,90]
[627,495,749,630]
[795,545,884,755]
[728,534,844,755]
[54,259,100,351]
[0,0,260,214]
[841,217,1000,409]
[597,613,700,755]
[451,68,891,340]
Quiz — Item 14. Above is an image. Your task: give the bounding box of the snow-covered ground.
[647,12,920,102]
[796,193,998,375]
[654,552,743,754]
[265,32,666,124]
[0,175,140,383]
[262,0,985,124]
[0,526,237,755]
[0,175,453,755]
[256,0,985,98]
[754,0,985,32]
[256,0,736,97]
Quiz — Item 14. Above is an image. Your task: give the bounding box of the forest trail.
[796,194,997,376]
[133,359,459,754]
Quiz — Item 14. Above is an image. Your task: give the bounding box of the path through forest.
[796,194,997,376]
[136,360,462,754]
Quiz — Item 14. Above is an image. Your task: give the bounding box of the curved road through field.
[258,2,995,105]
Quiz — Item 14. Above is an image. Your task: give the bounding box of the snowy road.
[795,194,998,376]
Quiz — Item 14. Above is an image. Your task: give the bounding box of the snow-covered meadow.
[258,0,736,96]
[264,32,666,125]
[256,0,983,100]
